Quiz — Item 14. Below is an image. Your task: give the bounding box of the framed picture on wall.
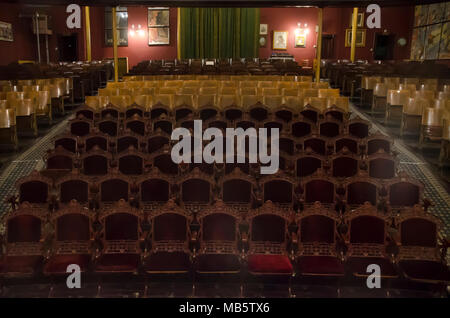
[148,27,170,45]
[148,7,170,27]
[259,36,267,48]
[349,13,365,27]
[294,32,306,48]
[345,29,366,47]
[273,31,288,50]
[260,24,268,35]
[0,21,13,42]
[439,21,450,59]
[148,7,170,45]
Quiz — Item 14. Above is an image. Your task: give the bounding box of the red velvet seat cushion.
[196,254,241,273]
[247,254,293,275]
[95,253,140,272]
[399,260,450,282]
[143,252,191,273]
[297,256,345,276]
[1,256,43,274]
[347,257,397,277]
[44,254,91,274]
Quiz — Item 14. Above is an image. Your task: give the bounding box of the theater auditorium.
[0,0,449,298]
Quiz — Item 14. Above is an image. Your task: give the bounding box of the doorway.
[58,34,78,62]
[321,34,335,59]
[373,33,395,60]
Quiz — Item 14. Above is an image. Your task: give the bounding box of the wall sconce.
[295,22,309,47]
[129,24,145,37]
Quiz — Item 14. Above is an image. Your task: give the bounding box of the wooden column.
[85,6,92,62]
[315,7,323,83]
[350,7,358,62]
[112,7,119,82]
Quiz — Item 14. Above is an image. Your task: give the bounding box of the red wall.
[259,7,319,66]
[0,4,415,67]
[90,6,178,69]
[323,6,414,61]
[0,3,85,65]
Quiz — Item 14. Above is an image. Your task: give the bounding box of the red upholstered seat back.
[47,155,73,170]
[147,136,169,153]
[320,122,340,138]
[141,179,169,202]
[57,214,90,241]
[117,136,138,153]
[305,180,334,203]
[369,158,395,179]
[182,179,210,202]
[279,138,294,155]
[85,137,107,152]
[350,216,384,244]
[301,215,335,243]
[223,179,251,203]
[20,181,48,203]
[71,121,90,137]
[347,182,377,205]
[60,180,89,203]
[368,139,390,155]
[153,213,187,241]
[297,157,321,177]
[292,122,311,138]
[251,214,285,242]
[349,122,369,139]
[119,155,143,175]
[400,218,437,247]
[55,138,76,153]
[389,182,419,206]
[105,213,138,240]
[7,215,41,243]
[264,180,292,203]
[203,213,236,241]
[101,179,128,202]
[335,138,357,154]
[332,157,358,178]
[154,154,178,174]
[304,138,325,155]
[83,155,108,175]
[98,121,117,137]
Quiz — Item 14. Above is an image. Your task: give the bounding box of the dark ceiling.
[3,0,448,7]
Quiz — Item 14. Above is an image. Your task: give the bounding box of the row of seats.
[322,62,450,167]
[128,58,310,76]
[1,198,447,286]
[3,74,446,290]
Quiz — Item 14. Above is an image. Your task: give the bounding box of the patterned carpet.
[0,105,448,237]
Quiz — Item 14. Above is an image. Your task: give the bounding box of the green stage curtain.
[179,8,260,59]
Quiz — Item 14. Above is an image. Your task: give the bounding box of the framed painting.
[345,29,366,47]
[273,31,288,50]
[0,21,13,42]
[439,21,450,59]
[414,5,429,27]
[260,24,268,35]
[427,3,445,25]
[410,27,427,60]
[148,27,170,45]
[294,33,306,48]
[148,7,170,45]
[259,36,267,48]
[424,24,442,60]
[350,12,365,28]
[148,7,170,27]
